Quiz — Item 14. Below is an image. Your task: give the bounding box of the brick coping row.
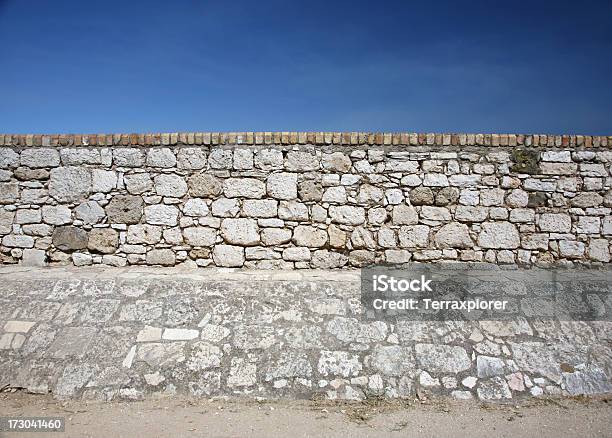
[0,132,610,148]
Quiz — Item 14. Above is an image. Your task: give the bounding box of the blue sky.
[1,0,611,134]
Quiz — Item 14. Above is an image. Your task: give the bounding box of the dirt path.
[1,392,611,438]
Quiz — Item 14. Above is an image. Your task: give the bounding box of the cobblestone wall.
[0,132,611,268]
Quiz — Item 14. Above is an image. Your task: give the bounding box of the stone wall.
[0,132,611,268]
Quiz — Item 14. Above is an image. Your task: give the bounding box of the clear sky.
[1,0,611,134]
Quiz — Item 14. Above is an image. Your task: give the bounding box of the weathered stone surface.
[177,148,207,169]
[0,209,15,234]
[212,245,245,267]
[293,225,327,247]
[286,151,319,171]
[392,204,418,225]
[0,148,19,168]
[435,187,459,206]
[75,201,105,224]
[477,377,512,400]
[113,148,144,167]
[106,195,144,224]
[415,344,471,373]
[87,228,119,254]
[127,225,161,244]
[298,180,322,202]
[329,206,365,225]
[42,205,72,225]
[183,227,217,247]
[399,225,430,248]
[144,205,179,226]
[478,222,520,249]
[49,167,91,202]
[21,148,60,168]
[92,169,117,193]
[52,226,88,251]
[124,173,153,194]
[188,174,223,197]
[21,248,46,266]
[211,198,240,217]
[311,250,348,268]
[221,218,260,246]
[154,174,187,197]
[409,187,434,205]
[434,223,473,248]
[146,148,176,168]
[183,199,209,217]
[322,152,352,172]
[0,182,18,204]
[267,173,298,200]
[261,228,292,245]
[278,201,309,221]
[282,246,311,261]
[570,193,603,208]
[242,199,278,218]
[2,234,34,248]
[146,249,176,266]
[539,213,571,233]
[224,178,266,198]
[370,345,414,376]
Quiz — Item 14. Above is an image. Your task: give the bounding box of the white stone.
[558,240,585,258]
[539,213,571,232]
[124,173,153,194]
[183,199,210,217]
[420,206,452,222]
[211,198,240,217]
[278,201,309,221]
[2,235,34,248]
[213,245,245,267]
[224,178,266,198]
[154,174,187,197]
[137,326,162,342]
[221,218,260,246]
[49,167,91,202]
[242,199,278,218]
[399,225,430,248]
[434,223,473,248]
[329,206,365,225]
[177,148,207,170]
[3,320,36,333]
[233,149,253,170]
[293,225,327,247]
[392,204,418,225]
[144,205,179,226]
[423,174,449,187]
[75,201,105,224]
[322,186,346,203]
[21,248,46,266]
[92,169,117,193]
[267,173,298,200]
[127,224,161,244]
[478,222,520,249]
[21,148,60,168]
[282,246,311,261]
[163,328,199,341]
[146,148,176,167]
[113,148,144,167]
[183,227,217,246]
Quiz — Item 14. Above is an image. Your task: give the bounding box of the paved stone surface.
[0,266,610,402]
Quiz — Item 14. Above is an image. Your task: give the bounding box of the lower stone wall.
[0,142,611,268]
[1,267,610,401]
